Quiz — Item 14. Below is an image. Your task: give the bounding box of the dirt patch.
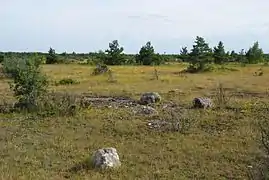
[80,95,138,108]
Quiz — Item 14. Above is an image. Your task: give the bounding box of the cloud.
[0,0,268,53]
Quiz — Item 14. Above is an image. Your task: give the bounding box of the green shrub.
[86,56,104,66]
[36,92,80,117]
[3,57,48,111]
[2,58,23,78]
[56,78,80,85]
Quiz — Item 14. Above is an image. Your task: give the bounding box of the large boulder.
[92,148,121,169]
[193,97,213,109]
[139,92,161,105]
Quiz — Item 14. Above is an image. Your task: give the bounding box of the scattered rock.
[139,92,161,105]
[92,147,121,169]
[133,105,158,116]
[193,97,213,109]
[162,102,178,110]
[147,120,180,131]
[92,64,109,75]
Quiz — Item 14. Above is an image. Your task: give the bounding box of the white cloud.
[0,0,268,53]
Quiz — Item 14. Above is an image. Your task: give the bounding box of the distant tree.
[94,50,106,64]
[265,54,269,62]
[136,41,163,65]
[213,41,226,64]
[226,51,230,61]
[188,36,213,72]
[46,47,58,64]
[228,50,237,62]
[103,40,125,65]
[246,41,264,64]
[180,47,189,62]
[230,50,236,57]
[238,49,247,65]
[125,54,136,65]
[136,41,154,65]
[0,53,4,63]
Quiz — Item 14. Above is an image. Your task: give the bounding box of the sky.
[1,0,268,54]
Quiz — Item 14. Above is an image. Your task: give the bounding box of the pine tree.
[213,41,226,64]
[188,36,213,72]
[136,41,162,65]
[104,40,125,65]
[180,47,189,62]
[246,41,264,64]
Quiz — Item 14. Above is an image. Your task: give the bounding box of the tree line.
[0,36,268,69]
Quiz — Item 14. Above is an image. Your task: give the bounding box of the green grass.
[0,63,268,179]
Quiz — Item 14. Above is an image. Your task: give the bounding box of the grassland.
[0,63,269,179]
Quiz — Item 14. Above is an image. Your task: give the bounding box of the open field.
[0,63,269,179]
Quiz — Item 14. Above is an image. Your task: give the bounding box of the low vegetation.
[0,36,268,179]
[2,57,48,111]
[56,78,80,85]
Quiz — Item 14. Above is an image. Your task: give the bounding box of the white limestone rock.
[92,148,121,169]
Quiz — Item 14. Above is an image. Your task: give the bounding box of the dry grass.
[0,63,269,179]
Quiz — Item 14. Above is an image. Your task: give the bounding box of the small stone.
[133,105,158,116]
[193,97,213,109]
[139,92,161,105]
[147,120,180,131]
[92,147,121,169]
